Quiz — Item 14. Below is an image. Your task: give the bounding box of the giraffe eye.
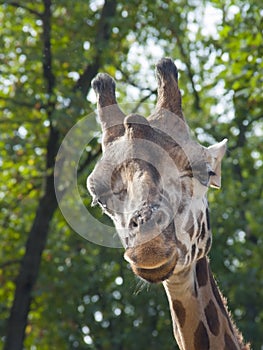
[113,188,127,199]
[208,170,216,177]
[113,187,125,195]
[191,162,216,187]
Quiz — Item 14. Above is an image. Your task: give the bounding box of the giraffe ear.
[207,139,228,189]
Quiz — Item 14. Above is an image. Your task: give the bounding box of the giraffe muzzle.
[123,219,178,283]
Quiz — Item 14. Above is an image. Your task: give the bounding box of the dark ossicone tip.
[155,58,178,82]
[91,73,116,95]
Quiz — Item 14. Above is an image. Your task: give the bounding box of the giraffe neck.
[163,256,246,350]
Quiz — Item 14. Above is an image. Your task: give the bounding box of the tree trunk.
[4,127,59,350]
[4,0,118,347]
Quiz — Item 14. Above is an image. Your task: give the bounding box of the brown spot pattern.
[186,211,195,239]
[197,248,203,259]
[209,268,235,334]
[205,299,220,336]
[174,235,187,258]
[209,269,229,316]
[172,299,186,328]
[204,236,212,255]
[206,207,210,230]
[194,321,210,350]
[224,333,239,350]
[200,222,206,240]
[178,202,186,214]
[191,244,196,261]
[196,257,208,287]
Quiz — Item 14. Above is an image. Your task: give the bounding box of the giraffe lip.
[131,252,178,283]
[133,250,177,270]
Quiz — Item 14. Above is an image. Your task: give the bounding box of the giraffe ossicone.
[87,58,250,350]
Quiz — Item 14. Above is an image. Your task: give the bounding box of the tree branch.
[0,117,43,124]
[0,259,22,269]
[0,96,45,109]
[2,1,42,17]
[42,0,55,97]
[131,90,157,114]
[77,146,102,175]
[117,67,157,113]
[169,27,201,111]
[118,67,154,91]
[74,0,118,96]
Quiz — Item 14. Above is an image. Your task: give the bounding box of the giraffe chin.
[128,252,178,284]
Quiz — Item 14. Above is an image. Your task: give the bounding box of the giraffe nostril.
[131,220,138,228]
[129,208,152,229]
[128,205,170,231]
[128,212,141,229]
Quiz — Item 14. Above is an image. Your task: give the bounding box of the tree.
[206,2,263,346]
[1,0,118,348]
[0,0,262,349]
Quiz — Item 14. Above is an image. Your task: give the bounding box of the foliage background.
[0,0,262,349]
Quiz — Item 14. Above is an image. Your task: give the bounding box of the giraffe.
[87,58,250,350]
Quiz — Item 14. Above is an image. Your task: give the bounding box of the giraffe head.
[87,58,227,283]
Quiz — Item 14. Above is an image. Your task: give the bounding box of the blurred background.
[0,0,262,349]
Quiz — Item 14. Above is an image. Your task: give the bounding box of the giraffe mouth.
[124,220,178,283]
[126,251,178,283]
